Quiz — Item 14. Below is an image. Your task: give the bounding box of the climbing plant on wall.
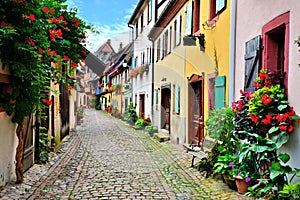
[0,0,97,183]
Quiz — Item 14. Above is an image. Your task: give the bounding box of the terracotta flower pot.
[223,175,237,191]
[234,176,254,194]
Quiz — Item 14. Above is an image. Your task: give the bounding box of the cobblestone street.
[0,109,251,200]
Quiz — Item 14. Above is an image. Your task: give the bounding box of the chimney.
[107,39,111,44]
[118,42,123,52]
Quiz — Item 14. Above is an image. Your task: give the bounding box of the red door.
[188,75,204,146]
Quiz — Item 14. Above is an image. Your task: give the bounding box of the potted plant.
[232,69,300,198]
[206,107,240,188]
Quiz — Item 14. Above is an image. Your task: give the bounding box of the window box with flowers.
[139,63,149,76]
[231,69,300,199]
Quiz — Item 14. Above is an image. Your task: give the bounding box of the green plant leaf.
[292,115,300,120]
[278,153,290,163]
[269,126,279,134]
[278,105,288,111]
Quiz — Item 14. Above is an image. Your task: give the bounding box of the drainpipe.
[228,0,237,106]
[128,23,134,102]
[128,24,134,42]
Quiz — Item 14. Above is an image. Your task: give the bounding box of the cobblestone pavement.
[0,109,252,200]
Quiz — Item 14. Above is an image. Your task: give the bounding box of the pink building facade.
[233,1,300,171]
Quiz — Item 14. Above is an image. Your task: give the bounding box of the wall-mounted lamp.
[183,33,205,51]
[161,77,167,82]
[202,20,216,30]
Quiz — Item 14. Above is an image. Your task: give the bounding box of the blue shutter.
[185,2,192,35]
[133,57,137,68]
[175,84,180,113]
[215,76,226,109]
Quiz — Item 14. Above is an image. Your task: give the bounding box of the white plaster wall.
[0,112,17,186]
[69,89,76,131]
[234,0,300,172]
[132,1,156,119]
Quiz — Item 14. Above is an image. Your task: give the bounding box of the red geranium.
[28,14,35,21]
[261,95,272,105]
[279,125,287,131]
[262,114,273,125]
[250,114,259,124]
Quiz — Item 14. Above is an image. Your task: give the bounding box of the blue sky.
[66,0,138,52]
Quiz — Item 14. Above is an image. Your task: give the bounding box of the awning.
[85,53,106,76]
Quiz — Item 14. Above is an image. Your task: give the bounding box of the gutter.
[228,0,237,106]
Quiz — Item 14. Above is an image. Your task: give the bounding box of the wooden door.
[188,74,204,145]
[161,87,171,131]
[59,84,70,139]
[23,115,34,172]
[139,94,145,118]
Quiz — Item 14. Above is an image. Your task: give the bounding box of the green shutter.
[215,76,226,109]
[174,84,180,114]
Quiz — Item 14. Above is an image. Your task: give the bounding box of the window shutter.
[244,35,262,92]
[133,57,137,68]
[215,76,226,109]
[174,83,180,113]
[186,2,192,36]
[216,0,226,13]
[154,89,158,110]
[176,15,181,45]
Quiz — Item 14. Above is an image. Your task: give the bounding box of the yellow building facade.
[149,0,231,145]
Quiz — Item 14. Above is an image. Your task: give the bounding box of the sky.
[66,0,138,52]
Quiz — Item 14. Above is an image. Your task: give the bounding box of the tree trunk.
[15,117,25,183]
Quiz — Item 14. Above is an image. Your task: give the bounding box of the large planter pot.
[234,176,254,194]
[223,175,237,191]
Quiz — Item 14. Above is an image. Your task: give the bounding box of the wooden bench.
[183,138,215,177]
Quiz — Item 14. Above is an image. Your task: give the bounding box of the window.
[163,30,168,57]
[210,0,226,19]
[193,0,200,33]
[262,12,289,89]
[207,74,216,111]
[173,83,180,114]
[156,38,161,61]
[169,26,172,53]
[140,14,144,33]
[186,2,192,35]
[148,0,152,23]
[135,22,138,39]
[174,19,177,49]
[174,15,182,47]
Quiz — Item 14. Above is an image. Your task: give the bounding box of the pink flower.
[245,177,251,183]
[229,162,234,169]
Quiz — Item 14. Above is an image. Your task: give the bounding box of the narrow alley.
[1,109,250,200]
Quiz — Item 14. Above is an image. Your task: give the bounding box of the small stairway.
[153,129,170,142]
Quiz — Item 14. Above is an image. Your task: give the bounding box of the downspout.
[148,37,155,118]
[128,24,134,102]
[228,0,237,105]
[128,24,134,42]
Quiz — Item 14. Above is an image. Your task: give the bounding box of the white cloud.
[86,23,130,53]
